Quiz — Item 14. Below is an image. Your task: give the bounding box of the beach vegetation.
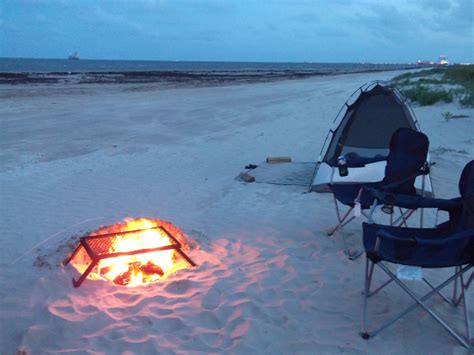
[441,111,470,122]
[392,65,474,107]
[401,85,453,105]
[442,111,453,121]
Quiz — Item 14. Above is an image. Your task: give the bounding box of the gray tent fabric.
[323,83,417,166]
[310,81,433,196]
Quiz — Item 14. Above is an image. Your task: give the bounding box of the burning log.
[140,261,165,277]
[113,264,137,286]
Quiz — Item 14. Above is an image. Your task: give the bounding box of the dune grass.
[401,85,453,105]
[391,65,474,107]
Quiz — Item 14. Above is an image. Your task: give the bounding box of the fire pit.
[65,218,196,287]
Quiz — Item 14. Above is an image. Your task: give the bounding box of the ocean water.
[0,57,415,74]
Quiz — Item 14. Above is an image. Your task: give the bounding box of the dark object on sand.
[266,157,292,164]
[239,172,256,182]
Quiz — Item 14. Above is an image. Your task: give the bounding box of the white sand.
[0,71,472,354]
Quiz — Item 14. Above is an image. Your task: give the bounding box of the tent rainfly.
[310,81,434,196]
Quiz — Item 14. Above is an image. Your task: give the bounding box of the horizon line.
[0,56,424,65]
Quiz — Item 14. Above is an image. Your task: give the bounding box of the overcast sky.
[1,0,472,63]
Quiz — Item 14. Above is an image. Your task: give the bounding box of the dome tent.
[310,81,433,196]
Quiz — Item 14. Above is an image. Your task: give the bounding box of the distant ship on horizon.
[416,55,450,66]
[68,51,80,60]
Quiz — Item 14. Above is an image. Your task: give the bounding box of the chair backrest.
[383,128,429,194]
[457,160,474,230]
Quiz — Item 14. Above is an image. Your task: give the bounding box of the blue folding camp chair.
[361,160,474,349]
[328,128,431,259]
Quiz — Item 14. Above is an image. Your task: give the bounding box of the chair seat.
[363,223,474,268]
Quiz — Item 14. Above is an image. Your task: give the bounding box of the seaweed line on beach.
[0,67,416,87]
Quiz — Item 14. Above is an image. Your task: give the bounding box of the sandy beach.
[0,70,472,354]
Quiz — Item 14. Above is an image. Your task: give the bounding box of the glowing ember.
[69,218,194,287]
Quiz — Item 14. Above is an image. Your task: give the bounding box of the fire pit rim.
[65,224,196,288]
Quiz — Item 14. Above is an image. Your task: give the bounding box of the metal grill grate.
[65,226,196,287]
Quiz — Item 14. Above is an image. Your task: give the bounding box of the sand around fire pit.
[1,70,473,354]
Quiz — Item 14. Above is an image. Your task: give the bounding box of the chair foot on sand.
[345,248,362,260]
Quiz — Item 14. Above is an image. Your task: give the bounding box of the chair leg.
[368,278,393,298]
[362,263,472,347]
[328,195,362,260]
[422,277,455,306]
[327,195,354,236]
[397,207,409,227]
[376,263,471,349]
[419,206,424,228]
[366,199,379,224]
[466,272,474,289]
[361,257,371,339]
[453,267,472,307]
[392,208,415,227]
[367,261,375,294]
[453,266,459,304]
[360,259,393,298]
[420,174,426,227]
[460,271,472,343]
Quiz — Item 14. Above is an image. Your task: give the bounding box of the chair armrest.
[376,229,417,244]
[345,153,387,168]
[364,187,462,211]
[366,226,474,266]
[372,228,473,254]
[368,229,417,255]
[375,161,434,191]
[417,229,474,246]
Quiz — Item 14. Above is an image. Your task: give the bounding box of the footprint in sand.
[202,288,221,310]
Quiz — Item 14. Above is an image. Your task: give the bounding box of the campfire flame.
[70,218,191,287]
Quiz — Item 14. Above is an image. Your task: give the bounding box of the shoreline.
[0,66,419,86]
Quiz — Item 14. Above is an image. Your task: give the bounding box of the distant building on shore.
[438,55,449,65]
[416,60,435,65]
[416,55,450,66]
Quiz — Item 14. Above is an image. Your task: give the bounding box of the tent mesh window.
[323,84,416,166]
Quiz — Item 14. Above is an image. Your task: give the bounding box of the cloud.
[92,7,144,32]
[365,0,472,35]
[354,3,419,41]
[291,13,320,24]
[184,0,237,14]
[1,0,471,61]
[429,0,473,32]
[87,6,161,40]
[328,0,472,47]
